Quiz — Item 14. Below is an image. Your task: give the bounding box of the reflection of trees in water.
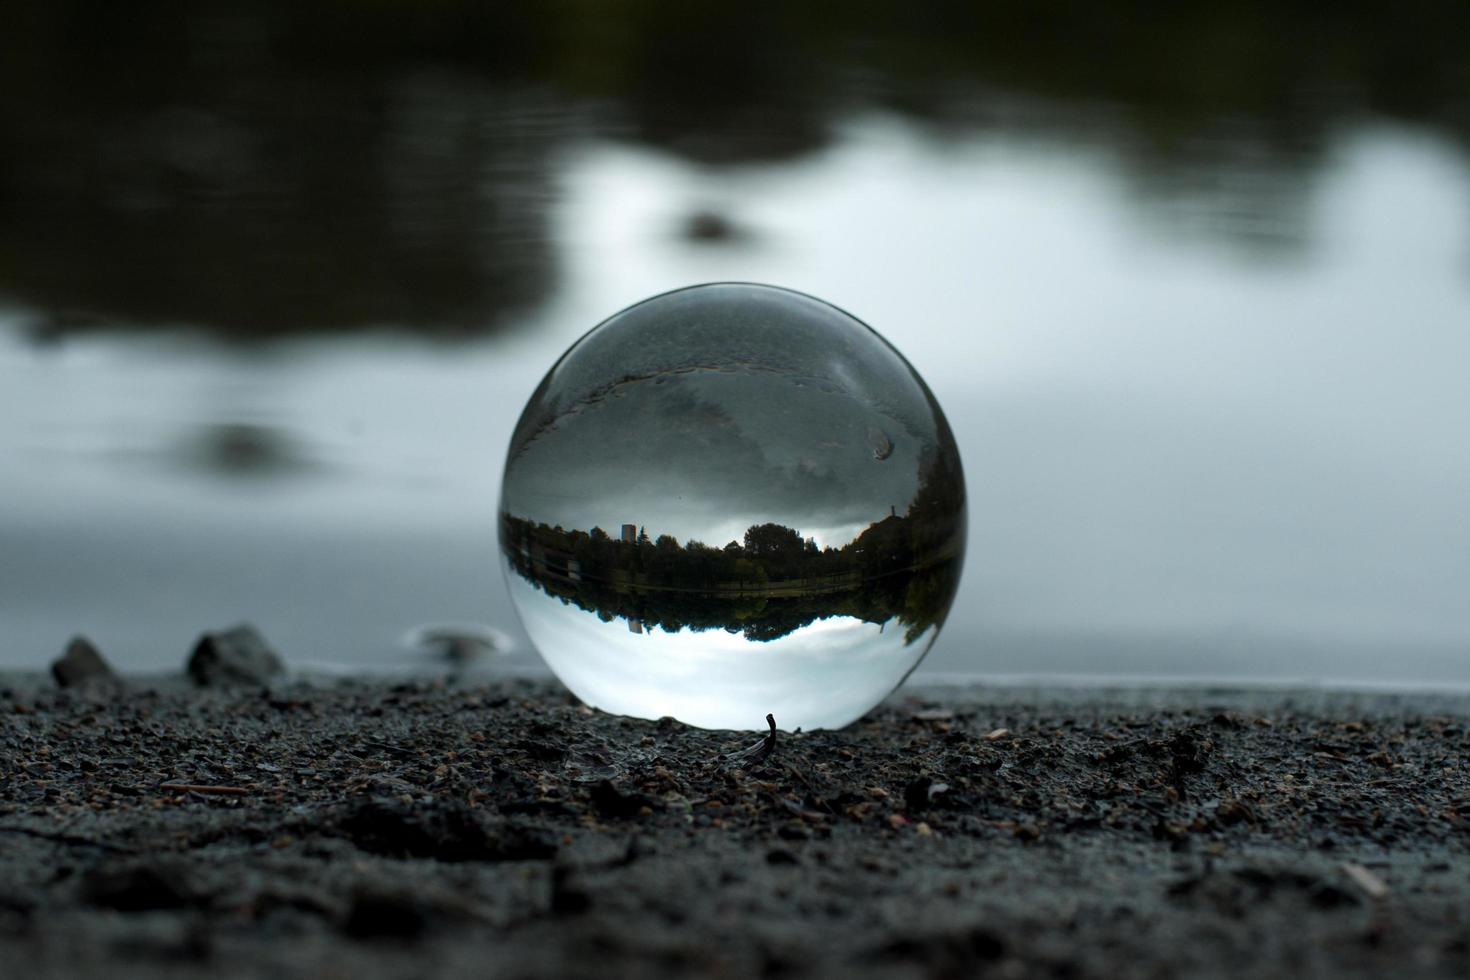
[0,61,559,339]
[5,0,1468,337]
[503,514,961,645]
[502,450,964,643]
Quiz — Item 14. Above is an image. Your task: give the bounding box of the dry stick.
[737,714,778,766]
[158,783,253,797]
[1342,862,1390,901]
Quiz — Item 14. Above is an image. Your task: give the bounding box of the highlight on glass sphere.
[498,283,965,731]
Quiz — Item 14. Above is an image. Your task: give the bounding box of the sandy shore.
[2,674,1468,979]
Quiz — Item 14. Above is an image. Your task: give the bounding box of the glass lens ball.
[499,283,965,730]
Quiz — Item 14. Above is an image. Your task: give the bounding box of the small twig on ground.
[781,762,815,792]
[158,783,253,797]
[730,713,778,767]
[361,738,417,758]
[1342,862,1390,901]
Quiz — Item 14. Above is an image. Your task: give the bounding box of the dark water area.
[6,1,1469,339]
[3,2,1469,686]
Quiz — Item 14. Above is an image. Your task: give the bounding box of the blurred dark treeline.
[4,0,1467,339]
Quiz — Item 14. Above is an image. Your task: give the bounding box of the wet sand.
[2,675,1468,979]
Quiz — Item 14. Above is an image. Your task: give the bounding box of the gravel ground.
[2,675,1468,979]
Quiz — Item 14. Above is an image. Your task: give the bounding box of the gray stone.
[51,636,120,689]
[186,624,285,687]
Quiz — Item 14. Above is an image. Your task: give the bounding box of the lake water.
[3,4,1469,689]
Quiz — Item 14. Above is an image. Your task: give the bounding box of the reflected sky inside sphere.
[501,283,960,549]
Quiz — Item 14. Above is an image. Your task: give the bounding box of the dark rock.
[50,636,119,690]
[1165,729,1209,777]
[0,892,37,922]
[549,865,591,915]
[682,209,748,243]
[342,887,431,941]
[876,925,1006,967]
[1310,882,1361,909]
[336,798,558,863]
[187,624,285,687]
[81,862,196,911]
[589,779,652,819]
[515,737,567,763]
[619,835,654,866]
[904,775,951,812]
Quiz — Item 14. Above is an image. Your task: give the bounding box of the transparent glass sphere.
[499,283,965,730]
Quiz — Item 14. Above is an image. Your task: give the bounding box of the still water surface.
[3,43,1469,687]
